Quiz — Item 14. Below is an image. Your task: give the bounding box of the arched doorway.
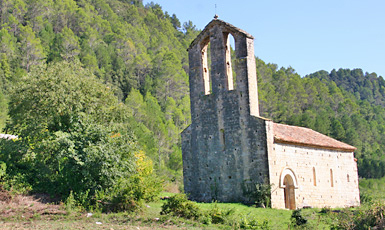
[283,175,296,209]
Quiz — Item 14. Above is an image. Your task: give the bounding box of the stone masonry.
[182,18,360,209]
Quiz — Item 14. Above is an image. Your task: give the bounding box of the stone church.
[181,18,360,209]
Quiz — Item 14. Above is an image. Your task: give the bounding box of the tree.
[3,61,160,207]
[58,27,80,61]
[7,61,121,138]
[170,14,181,30]
[18,25,45,71]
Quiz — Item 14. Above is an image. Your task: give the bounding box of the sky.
[143,0,385,77]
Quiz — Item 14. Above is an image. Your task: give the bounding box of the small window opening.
[313,167,317,186]
[201,40,212,95]
[347,174,350,182]
[330,169,334,187]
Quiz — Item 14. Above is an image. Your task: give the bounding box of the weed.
[64,191,78,214]
[206,203,234,224]
[319,207,331,214]
[239,216,269,229]
[243,181,272,207]
[160,193,202,219]
[330,204,385,229]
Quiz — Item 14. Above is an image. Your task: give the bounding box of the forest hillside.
[0,0,385,207]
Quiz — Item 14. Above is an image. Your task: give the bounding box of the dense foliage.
[1,0,385,208]
[257,60,385,178]
[0,61,161,209]
[0,0,196,174]
[308,68,385,107]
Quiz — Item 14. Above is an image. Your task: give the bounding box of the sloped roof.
[188,18,253,51]
[273,123,356,152]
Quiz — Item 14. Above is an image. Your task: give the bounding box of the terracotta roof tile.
[273,123,356,152]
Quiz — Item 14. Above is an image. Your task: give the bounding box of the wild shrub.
[331,204,385,229]
[239,216,270,230]
[94,151,162,212]
[291,209,308,227]
[206,203,234,224]
[160,194,202,219]
[319,207,331,214]
[243,181,271,207]
[0,161,5,179]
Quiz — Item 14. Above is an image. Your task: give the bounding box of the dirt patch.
[0,189,66,220]
[164,182,180,194]
[0,189,12,203]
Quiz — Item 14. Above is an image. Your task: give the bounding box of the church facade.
[181,18,360,209]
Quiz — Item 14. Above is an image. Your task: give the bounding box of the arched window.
[330,169,334,187]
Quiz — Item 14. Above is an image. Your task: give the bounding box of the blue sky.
[143,0,385,77]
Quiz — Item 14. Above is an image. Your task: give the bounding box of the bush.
[93,150,162,212]
[243,181,271,207]
[161,194,202,219]
[206,203,234,224]
[291,209,308,227]
[0,161,5,179]
[331,204,385,229]
[239,216,269,229]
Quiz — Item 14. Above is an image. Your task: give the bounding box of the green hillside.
[1,0,385,209]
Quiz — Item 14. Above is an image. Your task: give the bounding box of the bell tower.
[181,18,269,203]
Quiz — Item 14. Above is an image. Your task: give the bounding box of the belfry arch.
[200,37,211,95]
[223,32,236,90]
[199,31,237,94]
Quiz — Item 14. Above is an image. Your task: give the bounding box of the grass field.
[0,193,341,229]
[2,186,384,229]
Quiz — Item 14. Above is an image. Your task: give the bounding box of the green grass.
[198,202,291,229]
[135,195,337,229]
[1,191,372,229]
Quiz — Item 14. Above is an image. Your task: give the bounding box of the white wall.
[268,142,360,209]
